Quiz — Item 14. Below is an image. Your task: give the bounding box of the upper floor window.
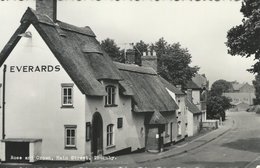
[61,83,74,107]
[105,85,116,106]
[107,124,114,146]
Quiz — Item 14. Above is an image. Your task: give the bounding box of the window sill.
[106,145,116,149]
[177,134,182,137]
[61,105,74,109]
[104,104,118,108]
[65,146,77,150]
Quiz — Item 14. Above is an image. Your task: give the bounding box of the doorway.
[91,112,103,156]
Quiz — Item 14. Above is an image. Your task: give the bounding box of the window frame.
[64,125,77,149]
[105,85,117,107]
[61,83,74,108]
[106,124,114,147]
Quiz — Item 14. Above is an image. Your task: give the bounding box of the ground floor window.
[178,121,182,136]
[107,124,114,146]
[65,125,77,149]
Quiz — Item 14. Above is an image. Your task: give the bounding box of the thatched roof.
[115,62,178,113]
[159,76,185,95]
[185,98,201,114]
[0,8,122,96]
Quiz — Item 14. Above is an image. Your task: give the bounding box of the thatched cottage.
[0,1,187,163]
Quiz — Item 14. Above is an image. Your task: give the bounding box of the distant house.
[223,81,255,111]
[0,1,187,163]
[185,98,202,136]
[183,80,206,121]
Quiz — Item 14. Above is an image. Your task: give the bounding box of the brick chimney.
[36,0,57,22]
[141,49,157,72]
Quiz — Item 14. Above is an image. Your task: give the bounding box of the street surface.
[139,111,260,168]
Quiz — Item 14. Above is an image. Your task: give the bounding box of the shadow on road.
[183,161,249,168]
[222,138,260,153]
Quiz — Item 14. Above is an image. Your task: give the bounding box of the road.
[139,111,260,168]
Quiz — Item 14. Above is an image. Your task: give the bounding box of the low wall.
[202,120,219,130]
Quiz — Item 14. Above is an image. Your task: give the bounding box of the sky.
[0,0,256,87]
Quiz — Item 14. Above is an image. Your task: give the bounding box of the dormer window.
[105,85,116,107]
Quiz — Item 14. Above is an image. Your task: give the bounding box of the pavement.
[75,118,234,167]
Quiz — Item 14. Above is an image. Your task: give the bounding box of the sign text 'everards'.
[9,65,61,72]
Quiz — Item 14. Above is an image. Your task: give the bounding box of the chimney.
[36,0,57,22]
[186,89,193,103]
[125,49,136,64]
[141,49,158,72]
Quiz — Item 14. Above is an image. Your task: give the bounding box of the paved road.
[140,111,260,168]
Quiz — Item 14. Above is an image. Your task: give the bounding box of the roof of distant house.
[184,80,201,90]
[192,74,209,90]
[185,98,201,114]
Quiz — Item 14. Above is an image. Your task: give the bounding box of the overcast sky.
[0,0,256,86]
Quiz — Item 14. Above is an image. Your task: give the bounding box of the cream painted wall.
[187,111,194,137]
[192,90,201,106]
[85,80,145,156]
[0,25,86,161]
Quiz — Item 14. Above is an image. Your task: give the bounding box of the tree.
[100,38,124,62]
[134,40,149,54]
[153,39,199,87]
[206,95,231,121]
[210,80,232,96]
[226,0,260,73]
[253,73,260,105]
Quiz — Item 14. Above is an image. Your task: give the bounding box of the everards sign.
[9,65,61,72]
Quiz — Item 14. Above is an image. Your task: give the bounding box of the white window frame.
[105,85,116,106]
[107,124,114,147]
[61,83,74,107]
[64,125,77,149]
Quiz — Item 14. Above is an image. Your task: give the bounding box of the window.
[107,124,114,146]
[86,122,91,141]
[65,125,77,149]
[105,85,116,106]
[177,121,182,136]
[165,123,169,137]
[117,118,123,128]
[61,84,74,107]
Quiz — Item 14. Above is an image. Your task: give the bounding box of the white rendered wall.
[85,80,145,156]
[0,25,86,161]
[192,90,201,105]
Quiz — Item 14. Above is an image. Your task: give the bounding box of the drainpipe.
[2,64,6,140]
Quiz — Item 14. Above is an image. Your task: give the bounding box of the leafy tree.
[134,40,149,54]
[210,80,232,96]
[153,38,199,87]
[101,38,124,62]
[226,0,260,73]
[206,95,231,121]
[253,73,260,105]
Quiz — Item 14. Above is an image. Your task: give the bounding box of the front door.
[92,112,103,156]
